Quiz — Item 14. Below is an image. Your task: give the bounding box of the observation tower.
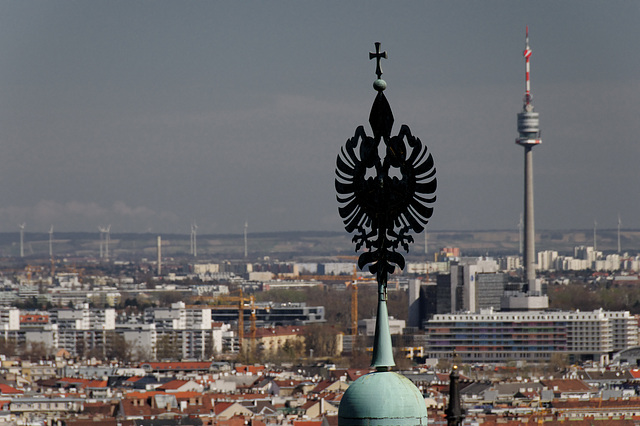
[516,27,542,295]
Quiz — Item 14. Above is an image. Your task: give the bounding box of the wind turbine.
[244,221,248,259]
[105,225,111,260]
[190,222,198,257]
[618,214,622,254]
[18,223,25,258]
[48,226,54,257]
[98,225,111,259]
[190,223,193,255]
[98,226,105,258]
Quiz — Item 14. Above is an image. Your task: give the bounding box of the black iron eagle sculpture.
[335,43,437,279]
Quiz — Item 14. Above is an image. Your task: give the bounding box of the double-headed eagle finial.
[335,42,437,285]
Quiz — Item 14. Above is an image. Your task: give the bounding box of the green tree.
[305,324,340,357]
[106,332,133,362]
[23,342,49,361]
[156,334,181,361]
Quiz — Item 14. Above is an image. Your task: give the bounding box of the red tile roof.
[20,313,49,324]
[541,378,593,393]
[0,384,22,395]
[629,369,640,379]
[293,420,323,426]
[234,365,266,374]
[157,379,189,390]
[214,401,235,415]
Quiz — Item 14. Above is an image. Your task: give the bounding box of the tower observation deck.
[516,27,541,147]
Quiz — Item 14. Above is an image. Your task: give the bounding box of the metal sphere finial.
[373,79,387,92]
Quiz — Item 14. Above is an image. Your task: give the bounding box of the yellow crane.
[207,289,256,350]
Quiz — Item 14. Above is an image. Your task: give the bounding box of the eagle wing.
[335,126,380,238]
[386,125,437,235]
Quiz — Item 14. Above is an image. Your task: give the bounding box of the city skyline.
[0,2,638,234]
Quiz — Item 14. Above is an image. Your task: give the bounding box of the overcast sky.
[0,1,638,235]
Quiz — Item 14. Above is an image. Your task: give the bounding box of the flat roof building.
[425,308,638,365]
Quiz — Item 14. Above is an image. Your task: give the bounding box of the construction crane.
[347,261,375,338]
[351,280,358,337]
[206,289,257,351]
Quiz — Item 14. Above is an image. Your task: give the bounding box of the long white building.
[425,308,638,365]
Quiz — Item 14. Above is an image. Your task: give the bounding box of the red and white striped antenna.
[523,26,533,107]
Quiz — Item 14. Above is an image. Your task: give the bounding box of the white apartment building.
[536,247,624,272]
[118,323,157,359]
[24,324,59,351]
[0,307,20,332]
[145,302,220,360]
[500,256,521,272]
[537,250,558,271]
[49,304,116,357]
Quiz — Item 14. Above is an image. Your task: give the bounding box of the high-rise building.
[433,257,500,315]
[476,273,508,311]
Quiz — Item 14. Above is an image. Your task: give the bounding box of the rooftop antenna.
[618,214,622,253]
[18,223,25,258]
[244,220,248,259]
[593,220,597,252]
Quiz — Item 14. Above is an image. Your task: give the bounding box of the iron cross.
[369,42,387,79]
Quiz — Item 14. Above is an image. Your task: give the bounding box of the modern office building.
[431,257,503,316]
[210,302,325,327]
[425,308,638,364]
[475,273,508,311]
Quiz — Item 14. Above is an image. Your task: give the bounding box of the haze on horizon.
[0,2,638,235]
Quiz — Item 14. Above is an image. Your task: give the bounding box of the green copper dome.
[338,371,428,426]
